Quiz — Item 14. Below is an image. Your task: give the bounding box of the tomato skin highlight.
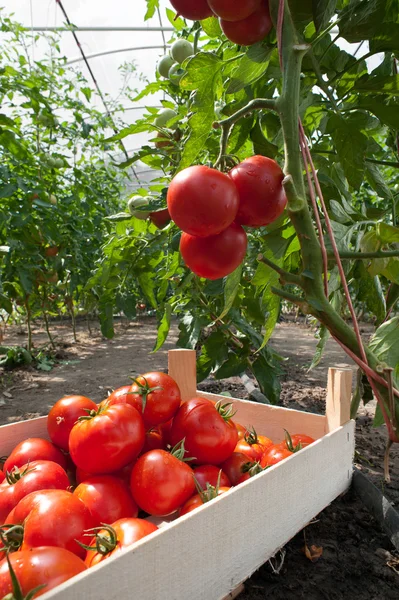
[229,155,287,227]
[10,489,94,558]
[260,445,293,467]
[180,223,247,280]
[84,518,158,568]
[169,398,238,465]
[167,165,239,237]
[220,2,272,46]
[47,395,97,451]
[208,0,262,21]
[0,460,70,525]
[193,465,231,490]
[179,487,230,516]
[69,403,145,474]
[74,476,138,526]
[127,372,181,428]
[0,547,87,598]
[130,449,196,516]
[169,0,214,21]
[3,438,67,473]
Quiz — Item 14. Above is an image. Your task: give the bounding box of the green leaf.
[327,114,368,190]
[99,296,114,339]
[366,163,394,200]
[165,8,185,30]
[386,283,399,314]
[138,272,157,308]
[0,293,12,314]
[369,316,399,369]
[219,264,243,320]
[250,353,281,405]
[356,261,386,324]
[250,119,278,159]
[312,0,337,31]
[377,223,399,244]
[354,75,399,96]
[145,0,159,19]
[201,16,222,38]
[177,313,205,349]
[196,331,229,382]
[104,121,152,143]
[153,304,172,352]
[226,45,272,95]
[178,53,223,170]
[309,325,329,370]
[358,99,399,129]
[214,352,248,379]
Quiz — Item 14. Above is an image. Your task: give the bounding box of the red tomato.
[167,166,239,237]
[0,547,87,598]
[74,476,138,526]
[84,518,158,568]
[229,156,287,227]
[220,2,272,46]
[150,208,171,229]
[0,472,4,484]
[69,403,145,474]
[44,245,59,257]
[283,433,315,450]
[0,460,70,525]
[180,487,230,516]
[220,452,254,486]
[130,449,195,516]
[233,421,247,440]
[125,372,181,428]
[47,395,97,451]
[236,461,265,484]
[10,489,93,558]
[106,386,132,405]
[208,0,261,21]
[234,429,273,462]
[169,0,213,20]
[141,429,164,455]
[169,398,238,465]
[158,418,173,446]
[260,445,293,467]
[75,462,134,486]
[3,438,67,473]
[180,223,247,280]
[193,465,231,490]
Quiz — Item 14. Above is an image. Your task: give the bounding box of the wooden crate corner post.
[326,367,353,432]
[168,349,197,401]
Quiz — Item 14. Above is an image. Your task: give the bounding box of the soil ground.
[0,317,398,599]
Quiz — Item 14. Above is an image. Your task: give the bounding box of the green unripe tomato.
[158,55,175,78]
[128,196,151,220]
[171,39,194,64]
[47,157,57,168]
[54,158,64,169]
[168,64,185,86]
[155,109,178,129]
[49,195,57,205]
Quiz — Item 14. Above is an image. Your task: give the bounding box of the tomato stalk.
[5,465,36,486]
[193,470,223,503]
[0,526,24,554]
[129,377,163,413]
[79,524,118,556]
[2,553,46,600]
[215,401,236,423]
[283,430,302,453]
[169,439,196,463]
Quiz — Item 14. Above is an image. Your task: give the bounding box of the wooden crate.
[0,349,355,600]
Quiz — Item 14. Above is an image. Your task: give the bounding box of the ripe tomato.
[3,438,67,473]
[229,155,287,227]
[169,398,238,465]
[107,386,132,405]
[169,0,214,21]
[84,518,158,568]
[0,547,87,598]
[126,372,181,428]
[0,460,70,525]
[73,476,138,526]
[44,245,59,257]
[158,418,173,446]
[10,489,93,558]
[150,208,172,229]
[235,428,273,462]
[180,487,230,517]
[220,3,272,46]
[260,445,293,467]
[220,452,254,486]
[141,429,164,455]
[75,462,134,486]
[130,448,195,516]
[180,223,247,280]
[0,472,4,484]
[69,403,145,474]
[167,166,239,237]
[47,395,97,451]
[193,465,231,490]
[208,0,261,21]
[283,433,315,451]
[233,421,247,439]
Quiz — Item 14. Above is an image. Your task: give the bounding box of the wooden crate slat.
[39,421,355,600]
[0,416,49,454]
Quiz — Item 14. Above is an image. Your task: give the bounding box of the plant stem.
[335,250,399,259]
[257,254,302,286]
[25,298,33,353]
[384,438,393,484]
[43,310,56,350]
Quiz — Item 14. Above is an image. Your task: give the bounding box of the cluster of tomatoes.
[167,156,287,280]
[169,0,272,46]
[0,373,313,597]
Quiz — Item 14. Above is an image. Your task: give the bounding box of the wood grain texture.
[37,421,354,600]
[326,368,352,432]
[168,349,197,401]
[0,416,49,454]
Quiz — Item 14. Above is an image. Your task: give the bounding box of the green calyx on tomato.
[129,377,163,413]
[0,524,24,553]
[5,465,36,486]
[215,400,236,423]
[78,524,118,556]
[243,426,260,446]
[241,460,265,478]
[2,553,46,600]
[77,404,108,422]
[283,429,302,453]
[193,469,223,503]
[170,439,196,463]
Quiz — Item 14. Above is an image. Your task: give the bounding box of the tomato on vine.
[167,165,239,237]
[208,0,262,21]
[180,222,247,280]
[219,2,272,46]
[169,0,214,21]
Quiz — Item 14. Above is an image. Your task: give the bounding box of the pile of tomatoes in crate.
[169,0,272,47]
[0,371,314,597]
